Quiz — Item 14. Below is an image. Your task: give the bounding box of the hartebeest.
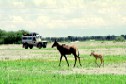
[52,40,82,67]
[90,51,104,67]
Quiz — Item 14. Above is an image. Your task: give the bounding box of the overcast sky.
[0,0,126,37]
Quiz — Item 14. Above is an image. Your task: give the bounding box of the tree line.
[0,29,29,44]
[0,29,125,44]
[45,35,126,42]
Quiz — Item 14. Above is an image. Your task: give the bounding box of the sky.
[0,0,126,37]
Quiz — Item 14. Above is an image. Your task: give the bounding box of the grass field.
[0,41,126,84]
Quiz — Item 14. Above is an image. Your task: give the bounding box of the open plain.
[0,41,126,83]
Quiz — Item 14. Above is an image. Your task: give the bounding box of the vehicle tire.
[24,43,28,49]
[29,45,33,49]
[43,44,46,48]
[43,42,47,48]
[37,43,42,49]
[22,43,25,48]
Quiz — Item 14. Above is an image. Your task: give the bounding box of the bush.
[115,36,125,42]
[0,29,29,44]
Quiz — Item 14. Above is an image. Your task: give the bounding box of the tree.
[15,30,29,44]
[0,29,6,44]
[4,31,16,44]
[0,29,29,44]
[115,36,125,42]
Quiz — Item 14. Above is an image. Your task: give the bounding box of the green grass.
[79,55,126,68]
[1,55,125,70]
[0,55,126,84]
[75,41,126,49]
[0,41,126,83]
[0,70,126,84]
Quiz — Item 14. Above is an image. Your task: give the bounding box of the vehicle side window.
[22,37,27,40]
[28,37,32,40]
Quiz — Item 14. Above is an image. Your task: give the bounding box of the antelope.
[52,40,82,67]
[90,51,104,67]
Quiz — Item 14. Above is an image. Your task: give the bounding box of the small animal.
[90,51,104,67]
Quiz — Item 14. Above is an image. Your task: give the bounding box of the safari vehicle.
[22,32,48,49]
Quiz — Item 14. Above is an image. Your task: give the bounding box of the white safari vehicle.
[22,32,48,49]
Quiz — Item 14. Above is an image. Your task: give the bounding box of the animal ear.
[54,39,57,42]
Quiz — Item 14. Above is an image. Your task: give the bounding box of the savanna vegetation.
[0,29,126,44]
[0,41,126,83]
[0,29,29,44]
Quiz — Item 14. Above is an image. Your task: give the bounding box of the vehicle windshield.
[36,36,41,41]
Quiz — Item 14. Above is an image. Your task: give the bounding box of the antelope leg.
[64,55,69,67]
[59,55,63,66]
[74,57,77,67]
[78,57,82,66]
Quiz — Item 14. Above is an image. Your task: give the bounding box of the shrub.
[115,36,125,42]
